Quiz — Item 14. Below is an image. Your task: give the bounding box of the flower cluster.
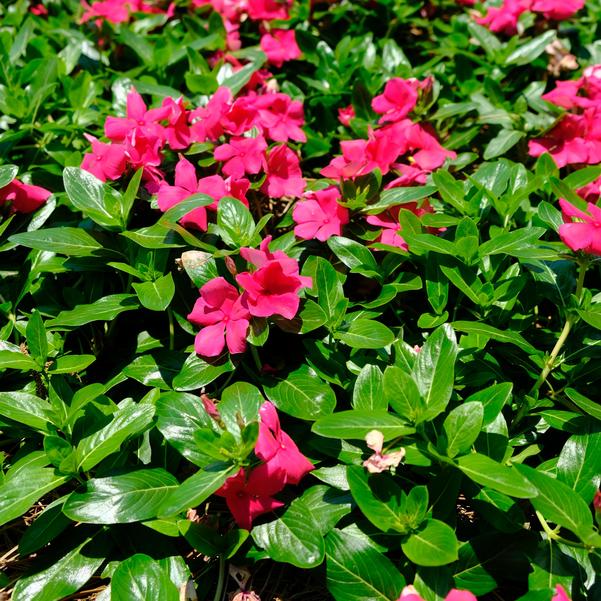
[80,0,175,25]
[474,0,584,35]
[0,178,51,214]
[305,76,453,248]
[82,84,308,228]
[529,65,601,170]
[397,584,572,601]
[216,401,313,529]
[187,237,311,357]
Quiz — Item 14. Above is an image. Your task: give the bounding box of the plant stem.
[167,307,175,351]
[529,258,589,396]
[213,555,226,601]
[250,345,262,371]
[535,511,588,549]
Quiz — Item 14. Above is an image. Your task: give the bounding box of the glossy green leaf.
[111,554,179,601]
[336,319,395,349]
[401,519,459,567]
[133,273,175,311]
[47,294,139,327]
[443,402,483,458]
[313,410,414,440]
[10,227,103,256]
[352,364,386,411]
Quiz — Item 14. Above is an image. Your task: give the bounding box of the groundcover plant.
[0,0,601,599]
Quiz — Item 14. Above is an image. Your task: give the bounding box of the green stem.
[529,258,589,396]
[167,307,175,351]
[213,555,226,601]
[250,345,262,372]
[535,511,588,549]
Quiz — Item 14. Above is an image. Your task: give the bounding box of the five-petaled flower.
[558,199,601,256]
[292,186,349,242]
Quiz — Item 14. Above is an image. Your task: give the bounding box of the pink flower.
[475,0,530,35]
[558,199,601,256]
[161,97,192,150]
[260,30,301,68]
[403,122,457,171]
[247,0,291,20]
[157,157,209,230]
[214,136,268,179]
[262,145,306,198]
[215,467,285,530]
[236,237,312,319]
[0,179,51,214]
[81,134,127,181]
[552,585,572,601]
[594,490,601,512]
[338,105,355,127]
[255,401,314,485]
[530,0,583,20]
[362,430,405,474]
[372,78,420,124]
[187,277,251,357]
[30,3,48,16]
[189,87,233,142]
[197,174,250,210]
[104,88,169,143]
[221,95,260,136]
[123,130,164,190]
[256,93,306,143]
[292,186,349,241]
[81,0,130,24]
[397,585,477,601]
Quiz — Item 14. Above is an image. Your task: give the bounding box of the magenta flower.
[221,96,260,136]
[475,0,530,35]
[81,134,127,181]
[236,237,312,319]
[197,174,250,211]
[397,585,477,601]
[80,0,129,24]
[104,88,169,143]
[260,30,301,68]
[247,0,291,20]
[256,93,306,143]
[338,105,355,127]
[292,186,349,241]
[214,135,268,179]
[530,0,583,20]
[215,467,285,530]
[161,97,191,150]
[372,78,420,124]
[552,585,572,601]
[255,401,314,485]
[189,87,233,142]
[0,179,51,214]
[262,145,306,198]
[157,157,209,231]
[187,277,251,357]
[558,199,601,256]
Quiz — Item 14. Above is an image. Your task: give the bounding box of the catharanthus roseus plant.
[1,0,601,600]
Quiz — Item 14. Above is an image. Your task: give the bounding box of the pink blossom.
[197,174,250,210]
[81,134,127,181]
[80,0,130,24]
[262,145,306,198]
[161,97,192,150]
[552,585,572,601]
[221,95,261,136]
[157,157,210,230]
[189,87,233,142]
[104,89,169,143]
[338,105,355,127]
[256,93,306,143]
[30,3,49,16]
[247,0,291,20]
[260,30,301,68]
[255,401,314,485]
[236,237,312,319]
[214,136,268,179]
[558,199,601,256]
[403,122,456,171]
[372,78,420,124]
[594,490,601,512]
[292,186,349,241]
[187,277,251,357]
[0,179,51,214]
[362,430,405,474]
[530,0,583,20]
[396,585,477,601]
[123,130,164,190]
[367,201,435,249]
[475,0,530,35]
[215,467,285,530]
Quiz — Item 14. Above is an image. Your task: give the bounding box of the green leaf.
[299,485,352,536]
[515,464,595,540]
[443,402,483,458]
[265,364,336,420]
[0,350,39,371]
[63,469,179,524]
[557,432,601,503]
[352,364,386,411]
[26,310,47,366]
[457,454,538,499]
[465,382,512,427]
[159,463,237,516]
[76,403,156,471]
[366,185,437,213]
[336,319,395,349]
[216,196,256,247]
[478,228,545,258]
[412,324,457,420]
[63,167,123,229]
[325,528,405,601]
[0,164,18,188]
[122,168,143,224]
[313,410,415,441]
[0,465,68,527]
[505,30,556,66]
[47,294,139,327]
[432,170,466,213]
[452,321,537,354]
[401,519,459,567]
[133,273,175,311]
[0,391,55,432]
[383,366,425,424]
[577,308,601,330]
[219,382,263,439]
[402,233,457,256]
[172,352,234,391]
[564,388,601,422]
[18,498,71,556]
[12,536,106,601]
[306,256,346,326]
[9,227,103,256]
[327,236,380,278]
[48,354,96,374]
[483,130,525,161]
[252,497,326,568]
[111,554,179,601]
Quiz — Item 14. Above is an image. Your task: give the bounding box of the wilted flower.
[363,430,405,474]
